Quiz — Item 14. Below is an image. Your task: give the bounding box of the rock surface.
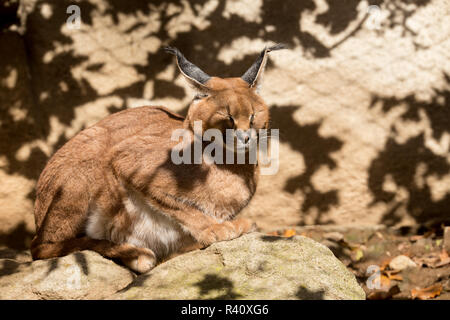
[389,255,417,271]
[112,233,365,300]
[0,250,134,299]
[0,233,365,300]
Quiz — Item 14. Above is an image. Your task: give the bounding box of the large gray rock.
[112,233,365,300]
[0,233,364,300]
[0,250,134,299]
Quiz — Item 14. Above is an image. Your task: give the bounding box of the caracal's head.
[165,44,286,150]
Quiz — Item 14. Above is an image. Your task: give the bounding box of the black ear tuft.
[164,46,179,56]
[241,43,287,89]
[267,43,288,52]
[164,46,211,86]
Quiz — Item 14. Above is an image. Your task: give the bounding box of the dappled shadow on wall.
[368,73,450,226]
[269,105,343,225]
[1,0,434,185]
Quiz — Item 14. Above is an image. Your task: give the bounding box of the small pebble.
[323,232,344,242]
[389,255,417,271]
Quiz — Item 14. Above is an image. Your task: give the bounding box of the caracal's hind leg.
[31,189,156,273]
[31,236,157,274]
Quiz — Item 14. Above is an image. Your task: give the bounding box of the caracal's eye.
[194,93,208,100]
[250,114,255,126]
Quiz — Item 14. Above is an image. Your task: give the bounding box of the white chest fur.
[123,193,187,258]
[86,189,188,259]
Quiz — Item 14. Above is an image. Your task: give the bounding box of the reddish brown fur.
[31,75,270,273]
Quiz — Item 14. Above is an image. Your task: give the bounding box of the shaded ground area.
[269,224,450,299]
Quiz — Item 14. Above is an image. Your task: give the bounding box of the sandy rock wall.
[0,0,449,248]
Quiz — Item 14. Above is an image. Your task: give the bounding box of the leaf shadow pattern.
[368,73,450,226]
[259,235,296,242]
[295,286,325,300]
[74,251,89,275]
[269,105,343,224]
[0,0,20,30]
[116,273,151,292]
[3,0,432,181]
[194,273,242,299]
[0,222,34,250]
[44,250,90,277]
[0,248,92,279]
[0,259,21,277]
[0,222,33,277]
[45,257,59,276]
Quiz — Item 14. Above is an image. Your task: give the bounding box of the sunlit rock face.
[0,233,365,300]
[0,0,449,249]
[0,250,134,299]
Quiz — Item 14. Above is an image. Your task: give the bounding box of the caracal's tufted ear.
[241,43,287,93]
[164,46,211,95]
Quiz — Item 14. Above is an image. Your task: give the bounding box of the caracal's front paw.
[232,218,257,234]
[121,247,157,274]
[197,221,237,247]
[196,219,257,247]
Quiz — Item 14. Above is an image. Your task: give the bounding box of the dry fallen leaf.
[267,231,278,236]
[414,250,450,268]
[434,260,450,268]
[380,275,391,289]
[282,229,296,238]
[367,285,400,300]
[385,271,403,281]
[411,284,443,300]
[435,249,450,268]
[380,258,392,271]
